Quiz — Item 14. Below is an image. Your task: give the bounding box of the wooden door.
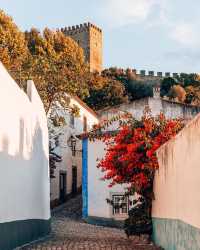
[59,172,67,203]
[72,166,77,194]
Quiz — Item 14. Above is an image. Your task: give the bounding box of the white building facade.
[82,93,200,226]
[82,138,133,227]
[50,96,99,207]
[98,96,200,123]
[0,63,50,249]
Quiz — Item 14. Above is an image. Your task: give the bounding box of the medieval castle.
[61,22,181,82]
[61,22,103,72]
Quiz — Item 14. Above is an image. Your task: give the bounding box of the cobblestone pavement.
[21,195,163,250]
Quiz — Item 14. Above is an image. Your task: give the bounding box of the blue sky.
[1,0,200,73]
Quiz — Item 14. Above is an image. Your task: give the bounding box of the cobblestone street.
[21,195,163,250]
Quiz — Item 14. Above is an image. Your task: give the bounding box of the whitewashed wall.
[0,63,50,249]
[98,97,200,131]
[87,140,128,220]
[152,113,200,250]
[85,98,200,226]
[50,96,99,205]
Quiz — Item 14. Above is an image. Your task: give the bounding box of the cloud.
[169,23,200,48]
[98,0,164,27]
[98,0,200,50]
[164,48,200,73]
[97,0,200,73]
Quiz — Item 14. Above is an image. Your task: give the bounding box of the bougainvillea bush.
[88,108,184,237]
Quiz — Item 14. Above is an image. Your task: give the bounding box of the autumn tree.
[168,85,186,102]
[175,73,200,87]
[175,74,200,105]
[160,74,200,105]
[0,10,27,72]
[21,27,90,178]
[22,28,90,113]
[102,67,153,102]
[185,86,200,105]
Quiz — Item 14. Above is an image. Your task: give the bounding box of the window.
[70,114,75,128]
[83,116,87,132]
[112,195,128,216]
[72,144,76,156]
[72,166,77,194]
[59,171,67,203]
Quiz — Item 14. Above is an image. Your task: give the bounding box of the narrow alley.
[21,195,162,250]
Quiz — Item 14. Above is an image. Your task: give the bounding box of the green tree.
[160,77,177,97]
[175,73,200,87]
[102,67,153,101]
[125,80,153,101]
[85,75,127,110]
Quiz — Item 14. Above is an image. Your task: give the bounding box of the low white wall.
[99,97,200,126]
[87,140,127,219]
[152,113,200,249]
[0,63,50,249]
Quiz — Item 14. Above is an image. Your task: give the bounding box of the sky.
[1,0,200,73]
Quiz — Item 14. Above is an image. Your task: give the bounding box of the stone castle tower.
[61,22,103,72]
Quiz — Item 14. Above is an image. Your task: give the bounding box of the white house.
[49,95,99,208]
[98,88,200,123]
[82,89,200,227]
[0,62,50,249]
[82,138,133,227]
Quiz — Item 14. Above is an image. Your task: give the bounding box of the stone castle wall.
[61,23,196,80]
[119,68,181,83]
[61,23,102,72]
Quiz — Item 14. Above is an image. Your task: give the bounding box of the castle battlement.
[136,70,179,78]
[61,22,102,35]
[61,22,103,72]
[117,68,180,78]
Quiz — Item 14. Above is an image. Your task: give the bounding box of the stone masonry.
[61,23,103,73]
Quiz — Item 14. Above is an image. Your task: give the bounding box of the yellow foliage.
[169,85,186,103]
[0,10,27,70]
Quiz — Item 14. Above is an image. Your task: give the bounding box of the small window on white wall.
[112,194,128,216]
[70,114,75,128]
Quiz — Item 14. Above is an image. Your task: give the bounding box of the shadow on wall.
[0,120,50,250]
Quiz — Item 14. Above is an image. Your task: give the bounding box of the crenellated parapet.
[61,22,102,35]
[137,70,180,78]
[60,22,103,72]
[126,69,181,78]
[113,68,181,78]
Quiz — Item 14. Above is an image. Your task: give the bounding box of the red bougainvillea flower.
[95,110,184,194]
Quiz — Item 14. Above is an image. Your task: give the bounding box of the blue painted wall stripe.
[82,138,88,218]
